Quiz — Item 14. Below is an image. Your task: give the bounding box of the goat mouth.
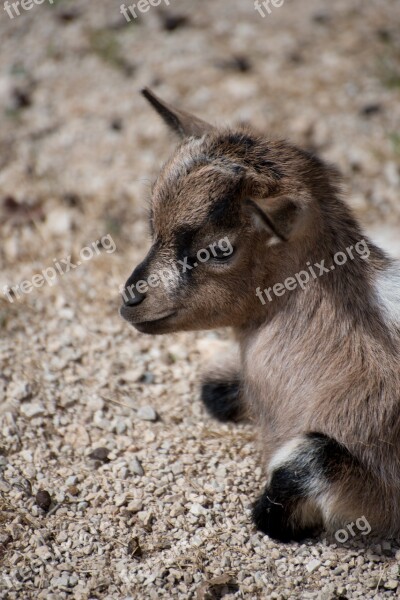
[133,312,177,334]
[120,306,177,332]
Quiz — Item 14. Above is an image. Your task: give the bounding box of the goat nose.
[124,261,149,308]
[123,289,146,307]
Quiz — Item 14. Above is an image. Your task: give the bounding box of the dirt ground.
[0,0,400,598]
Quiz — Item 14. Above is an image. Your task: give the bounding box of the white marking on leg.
[374,263,400,327]
[268,437,305,473]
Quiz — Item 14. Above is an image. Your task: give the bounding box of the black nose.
[123,289,146,307]
[122,262,148,308]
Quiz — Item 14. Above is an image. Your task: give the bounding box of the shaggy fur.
[120,88,400,542]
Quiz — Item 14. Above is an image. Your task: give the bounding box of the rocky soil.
[0,0,400,598]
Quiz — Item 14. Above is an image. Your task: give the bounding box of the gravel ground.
[1,0,400,598]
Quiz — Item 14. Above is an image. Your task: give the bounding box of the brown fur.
[121,89,400,540]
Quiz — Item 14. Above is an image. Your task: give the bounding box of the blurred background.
[0,0,399,598]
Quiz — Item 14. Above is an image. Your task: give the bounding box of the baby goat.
[121,89,400,542]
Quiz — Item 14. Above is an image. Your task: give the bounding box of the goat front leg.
[198,341,245,422]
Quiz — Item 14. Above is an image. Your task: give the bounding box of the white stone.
[46,209,72,235]
[384,580,398,590]
[137,406,158,421]
[306,559,321,574]
[127,500,143,513]
[170,503,184,517]
[35,546,52,560]
[86,396,104,411]
[129,457,144,476]
[114,494,127,507]
[190,503,208,517]
[20,403,45,419]
[65,475,78,486]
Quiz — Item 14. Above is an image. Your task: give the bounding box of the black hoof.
[252,492,318,543]
[200,379,242,422]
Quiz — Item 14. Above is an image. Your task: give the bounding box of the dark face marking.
[208,195,241,228]
[124,240,160,296]
[177,256,194,273]
[174,226,200,264]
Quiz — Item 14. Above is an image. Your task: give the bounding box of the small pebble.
[384,580,398,590]
[35,490,52,512]
[137,406,158,422]
[115,494,127,507]
[129,457,144,476]
[88,447,110,463]
[190,503,208,516]
[36,545,52,560]
[127,499,143,513]
[306,559,321,574]
[139,372,155,384]
[69,575,78,587]
[21,403,45,419]
[160,13,189,32]
[65,475,78,486]
[127,537,142,558]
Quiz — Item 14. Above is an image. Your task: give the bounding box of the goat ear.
[141,88,214,138]
[245,196,304,243]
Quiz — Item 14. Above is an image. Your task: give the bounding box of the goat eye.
[212,246,234,262]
